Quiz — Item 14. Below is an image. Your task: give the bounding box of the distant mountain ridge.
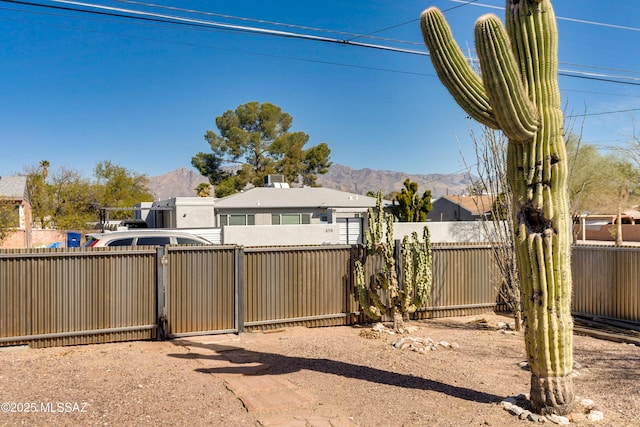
[147,165,472,201]
[316,164,471,199]
[148,168,209,200]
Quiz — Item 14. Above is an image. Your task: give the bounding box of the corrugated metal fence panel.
[572,246,640,322]
[0,248,156,348]
[166,246,237,335]
[417,244,502,319]
[244,246,355,329]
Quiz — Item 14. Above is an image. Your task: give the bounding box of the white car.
[83,230,212,248]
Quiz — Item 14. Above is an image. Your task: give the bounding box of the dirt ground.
[0,313,638,427]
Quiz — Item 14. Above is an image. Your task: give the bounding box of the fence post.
[235,246,245,333]
[395,239,403,292]
[156,247,168,340]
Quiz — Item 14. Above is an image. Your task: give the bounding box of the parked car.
[83,230,212,248]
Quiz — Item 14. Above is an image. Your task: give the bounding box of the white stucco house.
[127,183,382,246]
[213,185,379,245]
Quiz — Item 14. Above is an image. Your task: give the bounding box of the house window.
[271,213,311,225]
[220,214,255,226]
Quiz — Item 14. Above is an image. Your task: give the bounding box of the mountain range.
[147,165,473,201]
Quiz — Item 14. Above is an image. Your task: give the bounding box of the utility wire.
[1,0,428,55]
[448,0,640,32]
[566,108,640,118]
[3,0,640,87]
[112,0,424,47]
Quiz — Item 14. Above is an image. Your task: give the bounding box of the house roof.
[440,195,496,216]
[214,187,379,209]
[0,175,28,201]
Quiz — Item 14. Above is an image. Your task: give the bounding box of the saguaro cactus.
[420,0,574,415]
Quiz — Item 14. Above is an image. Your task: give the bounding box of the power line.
[0,0,429,55]
[0,12,437,78]
[3,0,640,88]
[448,0,640,32]
[566,108,640,118]
[112,0,425,47]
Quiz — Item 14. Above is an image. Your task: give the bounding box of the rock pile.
[500,394,604,424]
[391,337,459,353]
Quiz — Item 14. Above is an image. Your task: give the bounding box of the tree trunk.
[615,203,623,247]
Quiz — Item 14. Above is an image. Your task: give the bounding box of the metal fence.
[572,245,640,322]
[2,244,637,348]
[0,248,157,347]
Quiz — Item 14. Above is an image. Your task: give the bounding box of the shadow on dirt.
[168,339,503,405]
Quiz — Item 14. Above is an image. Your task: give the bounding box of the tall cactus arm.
[506,0,561,110]
[420,7,499,129]
[475,15,540,141]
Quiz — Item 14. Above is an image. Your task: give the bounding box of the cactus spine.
[355,192,432,332]
[420,0,574,415]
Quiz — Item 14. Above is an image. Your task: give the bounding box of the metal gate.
[338,218,363,244]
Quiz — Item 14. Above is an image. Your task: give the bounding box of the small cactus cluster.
[355,192,432,332]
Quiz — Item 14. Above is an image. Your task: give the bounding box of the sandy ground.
[0,313,638,426]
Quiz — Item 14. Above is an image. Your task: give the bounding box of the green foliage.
[192,101,332,197]
[94,161,154,219]
[355,191,432,332]
[421,0,575,414]
[195,183,212,197]
[0,197,19,243]
[25,161,154,230]
[47,166,98,230]
[390,179,432,222]
[567,136,640,216]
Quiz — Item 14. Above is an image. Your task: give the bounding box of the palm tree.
[39,160,50,181]
[195,183,211,197]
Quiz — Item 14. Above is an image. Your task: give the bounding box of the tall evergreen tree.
[192,102,331,197]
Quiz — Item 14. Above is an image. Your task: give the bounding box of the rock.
[586,410,604,422]
[590,405,604,413]
[519,410,532,420]
[567,412,587,423]
[579,398,594,409]
[372,323,386,332]
[545,414,570,425]
[573,361,583,369]
[404,326,418,333]
[507,405,525,416]
[527,412,541,422]
[438,341,450,348]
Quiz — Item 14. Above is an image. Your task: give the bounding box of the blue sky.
[1,0,639,180]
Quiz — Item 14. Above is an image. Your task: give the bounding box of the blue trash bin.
[67,232,81,248]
